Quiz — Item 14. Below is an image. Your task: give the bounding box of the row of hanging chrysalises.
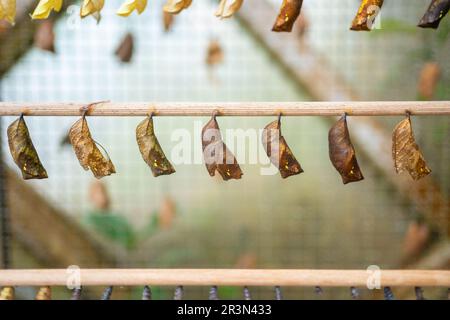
[0,0,449,30]
[7,105,431,184]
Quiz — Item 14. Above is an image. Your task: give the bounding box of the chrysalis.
[274,286,282,300]
[205,40,223,67]
[328,115,364,184]
[0,287,14,300]
[7,115,48,180]
[34,20,56,53]
[136,115,175,177]
[392,115,431,180]
[163,0,192,14]
[163,9,174,32]
[202,113,243,181]
[69,115,116,179]
[417,62,441,100]
[35,286,51,300]
[383,287,395,300]
[80,0,104,22]
[0,0,16,25]
[115,33,134,63]
[31,0,62,20]
[262,116,303,179]
[215,0,243,19]
[243,286,251,300]
[117,0,148,17]
[418,0,450,29]
[350,0,384,31]
[415,287,426,300]
[272,0,303,32]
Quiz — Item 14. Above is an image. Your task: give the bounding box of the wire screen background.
[0,0,449,299]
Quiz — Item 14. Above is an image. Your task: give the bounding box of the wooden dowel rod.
[0,101,449,116]
[0,269,449,287]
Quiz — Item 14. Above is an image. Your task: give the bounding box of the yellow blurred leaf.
[163,0,192,14]
[117,0,148,17]
[80,0,104,20]
[392,116,431,180]
[0,0,16,25]
[7,115,48,180]
[215,0,243,19]
[136,116,175,177]
[35,286,51,300]
[31,0,63,20]
[0,287,14,300]
[69,116,116,179]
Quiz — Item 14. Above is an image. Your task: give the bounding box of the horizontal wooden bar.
[0,101,449,116]
[0,269,449,287]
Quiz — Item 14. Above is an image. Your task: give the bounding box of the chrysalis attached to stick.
[328,114,364,184]
[262,115,303,179]
[80,0,104,22]
[163,0,192,14]
[272,0,303,32]
[7,115,48,180]
[215,0,243,19]
[415,287,426,300]
[69,107,116,179]
[34,20,56,53]
[117,0,148,17]
[0,0,16,25]
[136,115,175,177]
[418,0,450,29]
[392,114,431,180]
[243,286,251,300]
[274,286,282,300]
[35,286,51,300]
[31,0,62,20]
[205,39,224,68]
[350,0,384,31]
[0,287,14,300]
[350,287,360,299]
[115,33,134,63]
[202,112,243,181]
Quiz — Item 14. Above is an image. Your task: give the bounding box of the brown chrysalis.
[206,39,224,67]
[201,113,243,181]
[35,286,51,300]
[350,0,384,31]
[115,33,134,63]
[272,0,303,32]
[262,116,303,179]
[69,114,116,179]
[7,115,48,180]
[418,0,450,29]
[328,115,364,184]
[136,115,175,177]
[163,9,174,32]
[392,115,431,180]
[34,20,56,53]
[417,62,441,100]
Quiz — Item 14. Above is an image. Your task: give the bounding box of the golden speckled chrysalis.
[272,0,303,32]
[350,0,384,31]
[418,0,450,29]
[392,114,431,180]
